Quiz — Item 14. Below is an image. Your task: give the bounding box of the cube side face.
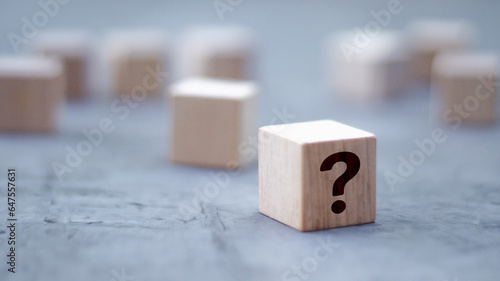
[258,129,304,230]
[42,51,87,99]
[238,94,257,165]
[171,96,242,168]
[204,54,248,80]
[437,74,497,124]
[301,136,376,231]
[64,56,87,99]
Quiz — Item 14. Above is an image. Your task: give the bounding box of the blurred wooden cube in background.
[30,30,91,100]
[106,30,168,98]
[170,78,257,169]
[327,31,410,101]
[407,20,476,83]
[179,27,254,80]
[431,52,498,125]
[0,57,64,132]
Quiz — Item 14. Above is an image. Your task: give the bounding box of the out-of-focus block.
[30,31,91,100]
[170,78,257,168]
[431,52,497,125]
[327,31,409,101]
[259,120,376,232]
[0,57,64,132]
[180,27,254,80]
[407,20,475,82]
[106,31,168,97]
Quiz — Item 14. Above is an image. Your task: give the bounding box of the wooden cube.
[30,31,91,100]
[259,120,376,231]
[0,57,64,132]
[179,27,254,80]
[327,31,410,101]
[170,78,257,168]
[431,52,498,124]
[407,20,475,82]
[106,31,167,97]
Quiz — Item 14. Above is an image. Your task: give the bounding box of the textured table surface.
[1,1,500,281]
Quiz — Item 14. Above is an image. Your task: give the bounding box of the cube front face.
[437,74,497,124]
[0,75,64,132]
[259,121,376,232]
[203,54,248,80]
[113,56,163,97]
[301,137,376,231]
[171,96,242,168]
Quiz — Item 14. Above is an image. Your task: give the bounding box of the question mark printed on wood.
[320,152,360,214]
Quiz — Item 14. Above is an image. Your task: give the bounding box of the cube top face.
[0,57,62,79]
[259,120,376,232]
[182,26,254,55]
[433,53,498,78]
[32,31,91,58]
[331,31,407,63]
[106,30,167,58]
[170,78,256,100]
[407,20,475,52]
[260,120,375,144]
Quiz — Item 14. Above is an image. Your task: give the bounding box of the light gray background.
[0,1,499,280]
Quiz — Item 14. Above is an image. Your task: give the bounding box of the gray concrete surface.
[0,1,499,280]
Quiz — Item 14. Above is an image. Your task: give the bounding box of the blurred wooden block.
[0,57,64,132]
[31,31,91,100]
[259,120,376,231]
[107,31,168,97]
[431,52,498,125]
[407,20,475,82]
[170,78,257,168]
[180,27,254,80]
[327,31,409,101]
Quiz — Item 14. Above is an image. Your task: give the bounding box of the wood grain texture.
[259,120,376,231]
[328,31,409,101]
[431,53,497,124]
[0,57,64,132]
[170,78,256,168]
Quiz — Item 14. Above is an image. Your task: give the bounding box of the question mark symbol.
[320,151,360,214]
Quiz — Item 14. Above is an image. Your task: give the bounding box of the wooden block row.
[0,57,64,132]
[25,27,254,102]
